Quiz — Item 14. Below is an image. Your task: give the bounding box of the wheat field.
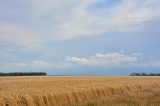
[0,76,160,106]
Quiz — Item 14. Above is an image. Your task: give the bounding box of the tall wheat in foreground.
[0,76,160,106]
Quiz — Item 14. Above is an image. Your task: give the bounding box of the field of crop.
[0,76,160,106]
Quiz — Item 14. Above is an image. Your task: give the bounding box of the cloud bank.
[0,0,160,47]
[67,53,138,66]
[1,52,160,73]
[67,53,160,67]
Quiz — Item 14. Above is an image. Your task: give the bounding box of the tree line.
[130,72,160,76]
[0,72,47,76]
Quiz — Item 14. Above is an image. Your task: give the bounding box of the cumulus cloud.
[66,53,138,66]
[66,53,160,67]
[2,54,160,71]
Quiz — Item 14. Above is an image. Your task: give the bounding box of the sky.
[0,0,160,75]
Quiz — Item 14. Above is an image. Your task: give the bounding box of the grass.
[0,76,160,106]
[74,88,160,106]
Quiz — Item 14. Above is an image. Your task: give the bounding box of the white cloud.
[0,0,160,47]
[150,61,160,67]
[66,53,160,67]
[8,63,29,67]
[1,60,72,70]
[0,23,43,48]
[2,54,160,70]
[0,62,29,72]
[129,60,160,67]
[66,53,138,66]
[30,60,72,68]
[132,53,143,56]
[54,0,160,40]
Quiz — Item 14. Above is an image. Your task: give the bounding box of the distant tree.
[130,72,160,76]
[130,72,141,76]
[0,72,47,76]
[142,73,147,76]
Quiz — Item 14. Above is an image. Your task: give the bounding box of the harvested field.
[0,76,160,106]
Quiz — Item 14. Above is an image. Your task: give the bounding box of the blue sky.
[0,0,160,75]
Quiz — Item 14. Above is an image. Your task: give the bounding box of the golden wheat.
[0,76,160,106]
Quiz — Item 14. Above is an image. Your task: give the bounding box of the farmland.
[0,76,160,106]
